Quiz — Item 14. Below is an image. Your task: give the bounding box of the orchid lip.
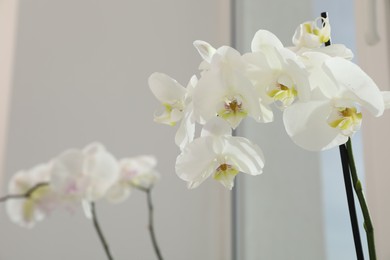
[327,106,362,136]
[267,83,298,108]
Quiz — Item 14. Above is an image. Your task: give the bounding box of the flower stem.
[321,11,369,259]
[346,138,376,260]
[90,202,114,260]
[0,182,49,203]
[143,188,164,260]
[322,11,364,257]
[339,144,364,259]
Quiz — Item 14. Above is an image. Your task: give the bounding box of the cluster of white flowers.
[5,142,159,228]
[150,17,390,190]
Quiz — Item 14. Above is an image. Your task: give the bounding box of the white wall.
[355,0,390,258]
[0,1,232,259]
[0,0,18,187]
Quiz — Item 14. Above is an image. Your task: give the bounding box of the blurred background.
[0,0,389,259]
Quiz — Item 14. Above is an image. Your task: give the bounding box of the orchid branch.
[90,202,115,260]
[346,138,376,260]
[0,182,49,203]
[138,187,164,260]
[339,143,364,259]
[321,11,365,259]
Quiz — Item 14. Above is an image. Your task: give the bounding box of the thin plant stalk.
[339,144,364,259]
[346,138,376,260]
[321,11,365,259]
[141,188,163,260]
[90,202,114,260]
[0,182,49,203]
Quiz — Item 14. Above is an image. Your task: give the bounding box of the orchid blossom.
[149,72,197,150]
[5,163,55,228]
[293,16,331,48]
[192,41,271,129]
[149,72,188,126]
[176,118,264,189]
[106,155,160,203]
[289,16,353,59]
[283,53,385,151]
[244,30,310,110]
[50,143,119,204]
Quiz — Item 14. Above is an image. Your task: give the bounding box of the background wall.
[0,1,232,259]
[355,0,390,258]
[0,0,18,188]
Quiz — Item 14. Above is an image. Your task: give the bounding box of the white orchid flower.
[283,53,385,151]
[149,72,197,150]
[289,17,353,59]
[149,72,187,126]
[192,42,270,129]
[176,118,265,190]
[244,30,310,110]
[174,75,197,150]
[292,16,331,49]
[50,143,119,203]
[106,155,160,204]
[6,163,56,228]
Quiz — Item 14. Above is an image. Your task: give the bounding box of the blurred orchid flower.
[6,163,55,228]
[51,143,119,203]
[106,155,160,203]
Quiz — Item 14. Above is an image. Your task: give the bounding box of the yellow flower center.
[217,96,248,128]
[267,83,298,108]
[303,19,330,44]
[23,184,50,222]
[213,163,239,181]
[219,98,247,117]
[156,100,184,126]
[328,107,362,135]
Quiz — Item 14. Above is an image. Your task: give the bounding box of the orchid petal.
[175,137,217,188]
[251,30,283,52]
[283,100,348,151]
[149,72,186,103]
[200,117,232,137]
[383,91,390,109]
[81,199,92,219]
[193,40,216,63]
[324,57,384,116]
[105,182,131,204]
[223,136,265,175]
[82,143,120,201]
[51,149,85,197]
[175,104,195,150]
[318,44,353,59]
[6,164,52,228]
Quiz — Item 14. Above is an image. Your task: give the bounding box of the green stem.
[346,138,376,260]
[90,202,114,260]
[0,182,49,203]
